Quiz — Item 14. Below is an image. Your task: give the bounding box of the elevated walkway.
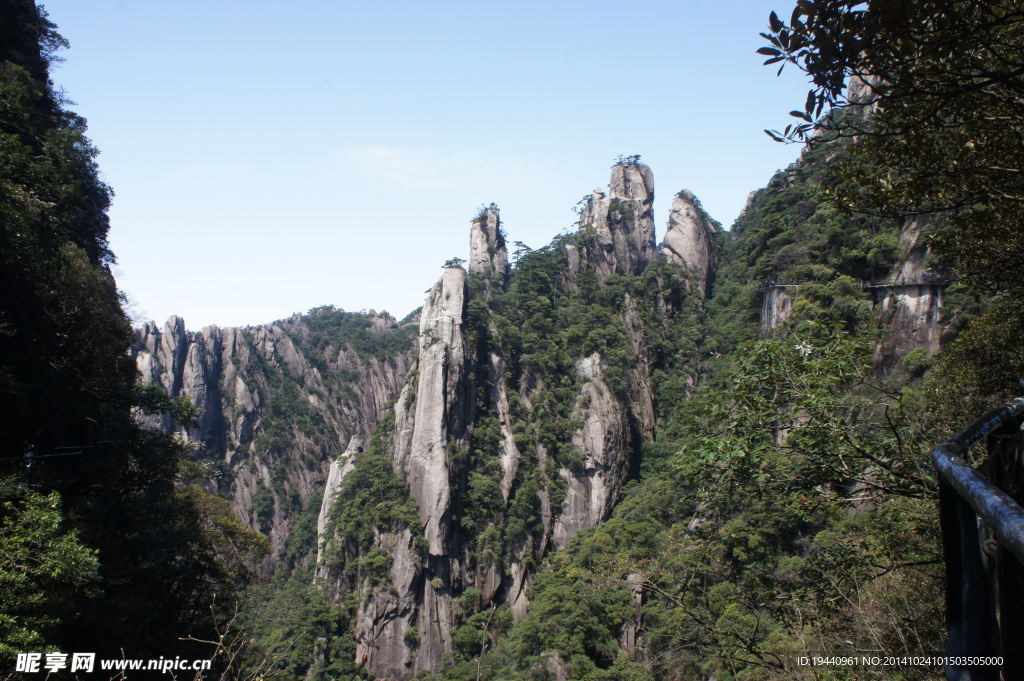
[757,273,956,292]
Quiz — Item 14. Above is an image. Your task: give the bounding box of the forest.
[3,0,1024,680]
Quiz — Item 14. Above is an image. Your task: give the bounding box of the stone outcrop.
[322,265,472,678]
[313,179,695,677]
[316,436,362,565]
[871,217,945,362]
[577,161,657,278]
[660,189,717,295]
[760,286,794,332]
[468,206,507,279]
[401,265,471,555]
[872,284,943,355]
[131,309,416,573]
[552,353,630,550]
[351,528,420,678]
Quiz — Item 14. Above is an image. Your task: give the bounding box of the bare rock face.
[330,265,472,679]
[316,436,363,565]
[895,215,931,282]
[130,310,416,574]
[402,266,471,555]
[488,348,521,501]
[661,189,717,295]
[883,217,944,354]
[392,267,472,677]
[134,316,189,431]
[553,353,631,550]
[468,207,508,278]
[869,216,945,365]
[847,74,882,113]
[351,528,421,678]
[874,285,943,355]
[577,162,657,278]
[760,286,794,332]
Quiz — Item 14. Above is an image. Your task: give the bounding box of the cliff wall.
[132,309,416,573]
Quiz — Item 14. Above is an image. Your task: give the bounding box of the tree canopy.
[762,0,1024,294]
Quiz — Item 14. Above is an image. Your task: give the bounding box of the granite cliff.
[314,160,716,678]
[132,309,417,573]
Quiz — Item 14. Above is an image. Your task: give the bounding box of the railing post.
[934,396,1024,681]
[940,479,999,680]
[989,420,1024,681]
[939,478,966,668]
[997,545,1024,681]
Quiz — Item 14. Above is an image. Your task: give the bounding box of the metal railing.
[0,447,90,489]
[933,388,1024,681]
[757,279,820,291]
[862,273,956,288]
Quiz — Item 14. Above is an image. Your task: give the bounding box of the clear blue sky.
[42,0,810,330]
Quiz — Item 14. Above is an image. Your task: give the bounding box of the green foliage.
[661,324,942,678]
[705,142,900,362]
[253,482,275,532]
[902,347,931,378]
[235,582,360,680]
[273,489,325,584]
[765,1,1024,291]
[930,294,1024,429]
[446,480,676,681]
[0,477,99,654]
[302,306,417,363]
[320,411,423,579]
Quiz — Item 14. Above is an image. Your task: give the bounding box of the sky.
[41,0,811,330]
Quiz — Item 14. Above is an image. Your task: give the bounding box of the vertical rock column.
[871,215,944,361]
[468,207,508,278]
[660,189,717,296]
[577,162,657,278]
[401,266,471,556]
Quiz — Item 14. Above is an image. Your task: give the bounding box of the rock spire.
[660,189,717,296]
[576,161,657,278]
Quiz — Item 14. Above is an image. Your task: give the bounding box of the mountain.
[131,309,417,573]
[134,147,957,679]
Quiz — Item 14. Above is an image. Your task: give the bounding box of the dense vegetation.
[763,0,1024,415]
[411,147,949,681]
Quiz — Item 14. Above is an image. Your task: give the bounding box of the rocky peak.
[468,205,508,278]
[577,161,657,278]
[660,189,717,295]
[404,265,470,555]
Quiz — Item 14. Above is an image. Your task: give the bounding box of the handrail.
[933,389,1024,681]
[0,447,91,490]
[932,397,1024,564]
[0,451,87,463]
